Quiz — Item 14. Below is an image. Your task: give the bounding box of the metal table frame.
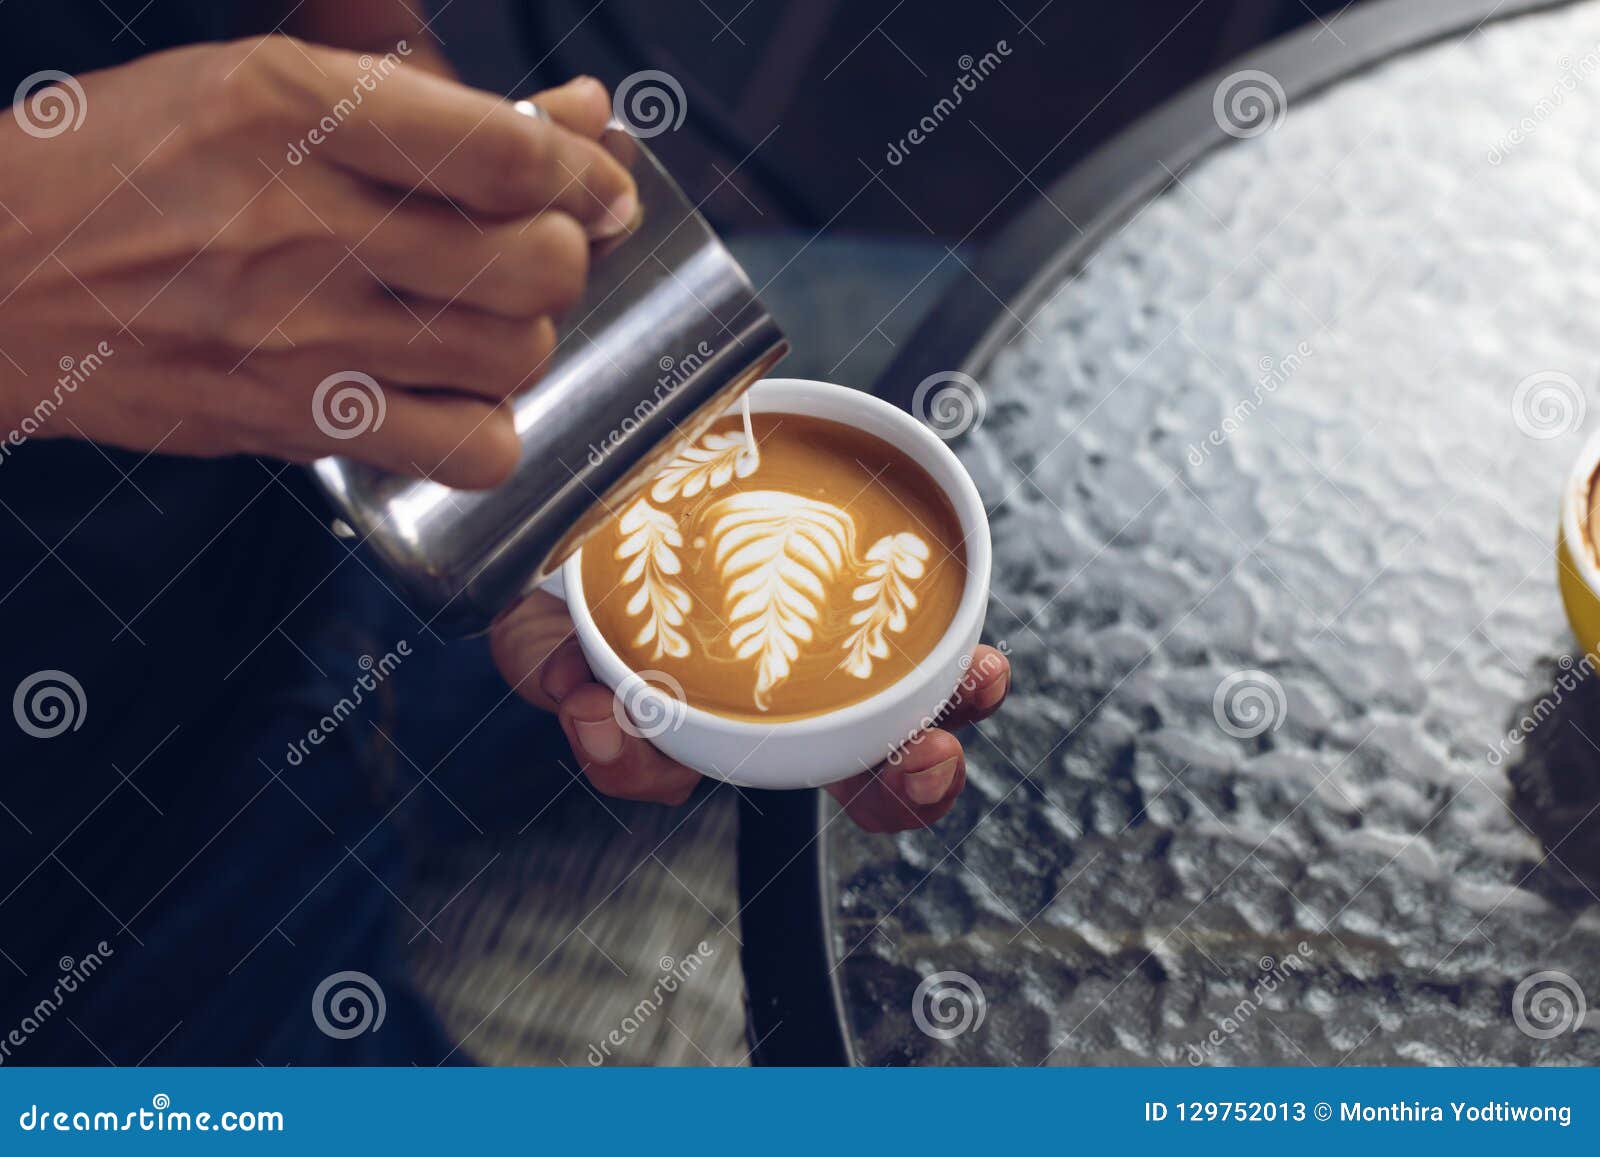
[736,0,1583,1066]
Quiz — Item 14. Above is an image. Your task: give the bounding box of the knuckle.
[190,37,305,143]
[538,214,590,309]
[457,314,554,390]
[484,120,553,210]
[202,264,321,351]
[430,315,511,389]
[180,270,234,345]
[502,215,587,314]
[317,189,378,246]
[529,317,558,372]
[236,186,329,249]
[187,262,264,347]
[510,317,558,376]
[469,258,544,319]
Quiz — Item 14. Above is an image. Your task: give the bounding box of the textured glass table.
[745,0,1600,1065]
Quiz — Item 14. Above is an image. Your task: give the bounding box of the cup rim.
[562,377,993,740]
[1562,428,1600,594]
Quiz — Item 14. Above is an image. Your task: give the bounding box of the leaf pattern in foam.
[614,499,692,660]
[708,491,856,711]
[649,429,759,505]
[840,532,931,679]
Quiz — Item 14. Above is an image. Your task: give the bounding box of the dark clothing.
[0,1,226,85]
[0,4,539,1063]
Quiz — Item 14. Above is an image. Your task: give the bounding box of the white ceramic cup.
[552,377,993,789]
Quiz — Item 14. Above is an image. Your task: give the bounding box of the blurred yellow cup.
[1558,430,1600,659]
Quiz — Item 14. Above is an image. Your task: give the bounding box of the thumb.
[490,589,586,713]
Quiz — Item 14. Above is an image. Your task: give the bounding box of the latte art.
[649,429,758,503]
[615,499,691,660]
[582,411,966,720]
[708,490,857,710]
[842,532,930,679]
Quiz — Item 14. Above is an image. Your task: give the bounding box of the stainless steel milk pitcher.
[310,119,789,635]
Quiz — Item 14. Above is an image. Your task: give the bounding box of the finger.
[261,161,590,320]
[826,730,966,833]
[331,390,521,489]
[296,56,637,230]
[270,301,555,403]
[357,191,589,319]
[527,77,613,139]
[489,590,585,713]
[936,646,1012,731]
[350,302,559,401]
[258,246,561,399]
[559,684,702,805]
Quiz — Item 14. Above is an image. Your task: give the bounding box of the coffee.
[581,411,967,721]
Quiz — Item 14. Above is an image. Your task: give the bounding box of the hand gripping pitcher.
[311,114,788,635]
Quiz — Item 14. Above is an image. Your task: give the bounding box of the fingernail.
[539,642,588,705]
[575,717,623,763]
[589,189,637,240]
[905,756,959,805]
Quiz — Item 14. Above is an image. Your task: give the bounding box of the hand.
[0,38,636,488]
[491,591,1012,832]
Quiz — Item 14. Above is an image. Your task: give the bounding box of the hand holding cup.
[492,379,1009,832]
